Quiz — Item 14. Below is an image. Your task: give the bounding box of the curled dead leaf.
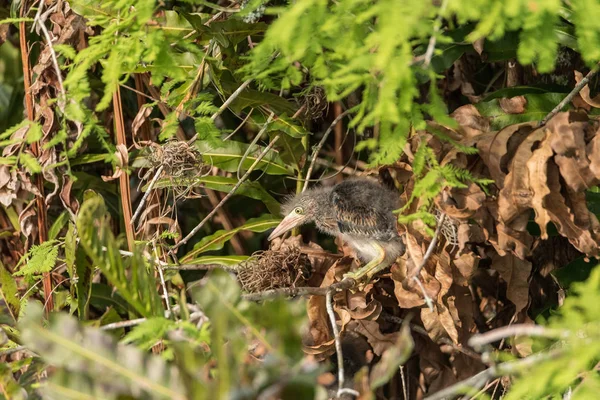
[575,70,600,108]
[499,96,527,114]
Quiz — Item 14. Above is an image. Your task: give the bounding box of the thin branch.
[410,213,446,310]
[422,0,449,68]
[468,324,568,349]
[237,112,275,179]
[131,165,163,226]
[153,244,172,316]
[327,288,359,399]
[303,109,351,192]
[412,213,446,278]
[242,278,356,301]
[168,135,281,255]
[100,317,147,330]
[540,63,600,126]
[413,275,434,311]
[162,263,238,271]
[211,78,253,122]
[424,349,563,400]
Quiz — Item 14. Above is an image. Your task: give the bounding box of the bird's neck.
[310,187,338,235]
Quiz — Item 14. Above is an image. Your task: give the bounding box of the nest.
[299,86,329,121]
[142,140,211,199]
[237,247,312,293]
[147,140,208,179]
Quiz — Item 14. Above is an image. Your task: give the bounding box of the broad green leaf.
[90,284,131,315]
[70,153,110,166]
[146,175,280,214]
[219,74,298,116]
[0,261,20,325]
[19,302,186,400]
[195,140,291,175]
[178,255,248,268]
[476,92,566,130]
[48,211,69,240]
[182,215,280,261]
[268,116,309,138]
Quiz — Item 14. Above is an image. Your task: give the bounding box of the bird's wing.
[330,183,397,240]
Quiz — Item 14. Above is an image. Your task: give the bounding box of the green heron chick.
[268,179,405,281]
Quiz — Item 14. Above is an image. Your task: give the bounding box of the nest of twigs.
[147,140,208,179]
[237,247,312,293]
[299,86,328,121]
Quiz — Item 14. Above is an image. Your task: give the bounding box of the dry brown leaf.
[575,70,600,108]
[490,253,531,313]
[526,130,553,238]
[101,144,129,182]
[477,122,537,186]
[59,174,80,215]
[450,104,489,138]
[547,112,598,192]
[351,319,397,356]
[132,104,154,140]
[473,38,485,55]
[499,96,527,114]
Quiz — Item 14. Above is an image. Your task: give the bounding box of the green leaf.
[476,91,566,130]
[19,302,186,400]
[122,318,176,350]
[219,74,298,115]
[25,122,43,144]
[14,241,59,277]
[147,175,281,214]
[90,283,131,315]
[0,261,20,325]
[182,215,280,262]
[49,211,69,240]
[19,152,42,174]
[178,255,248,268]
[195,140,292,175]
[268,116,309,138]
[76,195,163,318]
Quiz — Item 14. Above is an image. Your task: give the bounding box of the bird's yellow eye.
[294,207,303,214]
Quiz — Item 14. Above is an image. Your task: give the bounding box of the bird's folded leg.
[343,242,387,282]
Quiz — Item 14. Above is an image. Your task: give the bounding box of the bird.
[268,178,405,282]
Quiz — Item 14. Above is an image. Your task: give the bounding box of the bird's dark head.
[268,187,330,241]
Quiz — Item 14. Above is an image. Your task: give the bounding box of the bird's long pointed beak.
[268,213,306,241]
